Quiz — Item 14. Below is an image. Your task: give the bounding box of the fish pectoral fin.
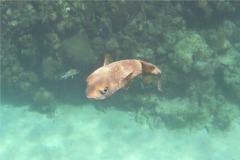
[140,60,161,75]
[103,54,113,66]
[121,72,134,88]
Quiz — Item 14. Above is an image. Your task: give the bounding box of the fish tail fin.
[157,74,163,92]
[140,60,162,92]
[140,60,161,75]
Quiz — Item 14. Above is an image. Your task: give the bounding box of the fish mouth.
[86,95,94,99]
[86,94,105,100]
[86,88,106,100]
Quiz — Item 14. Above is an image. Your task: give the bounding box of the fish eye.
[99,87,108,95]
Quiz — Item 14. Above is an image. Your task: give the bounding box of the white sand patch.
[0,104,240,160]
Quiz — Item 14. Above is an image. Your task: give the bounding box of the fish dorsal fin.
[104,54,113,66]
[121,72,134,88]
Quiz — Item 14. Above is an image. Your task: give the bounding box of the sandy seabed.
[0,103,240,160]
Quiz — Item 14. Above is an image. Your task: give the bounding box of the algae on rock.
[62,31,96,67]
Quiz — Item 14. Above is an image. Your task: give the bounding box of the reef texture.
[1,1,240,130]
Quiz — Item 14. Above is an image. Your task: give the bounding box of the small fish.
[86,54,161,99]
[60,69,79,80]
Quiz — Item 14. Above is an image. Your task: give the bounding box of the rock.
[62,31,97,66]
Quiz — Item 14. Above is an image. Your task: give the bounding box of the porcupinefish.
[86,54,161,99]
[60,69,79,80]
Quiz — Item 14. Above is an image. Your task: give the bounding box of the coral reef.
[32,88,56,114]
[170,31,215,76]
[42,56,62,80]
[223,62,240,101]
[62,31,96,67]
[33,88,55,105]
[1,1,240,131]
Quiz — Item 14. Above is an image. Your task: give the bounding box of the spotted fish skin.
[86,59,161,100]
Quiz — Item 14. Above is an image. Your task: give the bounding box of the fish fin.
[157,74,163,92]
[142,74,155,84]
[104,54,113,66]
[140,60,162,91]
[140,60,161,75]
[121,72,134,88]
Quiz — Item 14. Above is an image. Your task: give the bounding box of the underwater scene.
[1,1,240,160]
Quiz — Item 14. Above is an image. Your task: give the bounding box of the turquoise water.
[1,103,240,160]
[1,1,240,160]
